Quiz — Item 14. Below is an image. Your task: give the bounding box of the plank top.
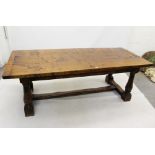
[2,48,152,79]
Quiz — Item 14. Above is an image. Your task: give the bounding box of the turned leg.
[121,71,137,101]
[105,70,139,101]
[20,79,34,116]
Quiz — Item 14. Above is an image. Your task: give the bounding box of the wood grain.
[2,48,152,79]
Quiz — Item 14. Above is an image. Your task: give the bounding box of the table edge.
[2,63,152,79]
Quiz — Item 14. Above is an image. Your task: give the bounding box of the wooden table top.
[2,48,152,79]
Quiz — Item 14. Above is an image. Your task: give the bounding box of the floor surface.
[134,72,155,108]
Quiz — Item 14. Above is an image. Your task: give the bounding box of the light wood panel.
[2,48,152,79]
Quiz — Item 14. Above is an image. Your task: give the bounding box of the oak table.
[2,48,152,117]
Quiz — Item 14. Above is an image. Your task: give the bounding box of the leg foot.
[121,92,131,101]
[24,104,34,117]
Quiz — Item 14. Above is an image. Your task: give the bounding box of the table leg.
[105,70,138,101]
[121,70,138,101]
[30,81,33,91]
[20,79,34,116]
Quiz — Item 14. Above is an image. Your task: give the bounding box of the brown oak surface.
[2,48,152,79]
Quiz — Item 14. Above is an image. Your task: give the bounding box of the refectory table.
[2,48,152,117]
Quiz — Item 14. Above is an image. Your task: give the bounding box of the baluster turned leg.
[121,70,138,101]
[20,79,34,116]
[105,70,139,101]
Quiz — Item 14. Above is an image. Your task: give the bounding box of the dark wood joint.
[105,73,113,84]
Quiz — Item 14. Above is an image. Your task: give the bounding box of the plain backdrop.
[0,27,10,66]
[1,26,155,66]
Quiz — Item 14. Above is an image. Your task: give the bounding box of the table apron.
[27,68,139,81]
